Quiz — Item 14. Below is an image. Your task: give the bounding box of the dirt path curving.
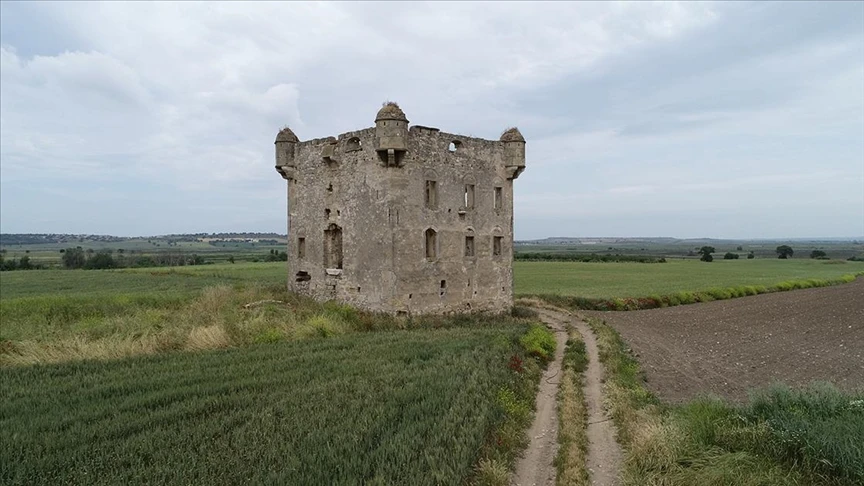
[512,307,622,486]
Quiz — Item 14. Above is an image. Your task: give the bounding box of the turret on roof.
[275,127,299,143]
[499,127,525,142]
[375,101,408,122]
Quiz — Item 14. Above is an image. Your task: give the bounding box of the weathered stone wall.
[275,106,525,315]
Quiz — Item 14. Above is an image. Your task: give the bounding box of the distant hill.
[0,233,288,246]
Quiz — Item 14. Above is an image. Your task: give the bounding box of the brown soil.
[586,279,864,403]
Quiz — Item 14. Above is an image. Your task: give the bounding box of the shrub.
[519,325,556,361]
[723,252,739,260]
[810,250,827,259]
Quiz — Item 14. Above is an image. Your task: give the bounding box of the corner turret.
[375,102,409,167]
[275,127,299,180]
[501,127,525,180]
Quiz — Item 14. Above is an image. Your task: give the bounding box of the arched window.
[346,137,361,152]
[448,141,461,152]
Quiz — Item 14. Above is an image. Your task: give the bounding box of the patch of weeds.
[519,324,556,361]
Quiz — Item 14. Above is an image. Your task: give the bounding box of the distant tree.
[699,246,715,262]
[227,255,235,264]
[62,247,87,269]
[776,245,794,259]
[723,252,739,260]
[18,255,33,270]
[747,251,755,259]
[59,249,66,253]
[85,249,116,269]
[810,250,827,259]
[736,246,743,251]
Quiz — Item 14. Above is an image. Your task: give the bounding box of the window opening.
[494,187,502,210]
[346,137,361,151]
[493,236,502,256]
[327,183,333,192]
[465,236,475,257]
[464,184,475,209]
[448,141,461,152]
[425,180,437,209]
[295,271,311,282]
[298,237,306,259]
[439,280,446,297]
[325,208,331,219]
[425,228,437,260]
[324,224,343,269]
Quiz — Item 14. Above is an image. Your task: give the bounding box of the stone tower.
[274,102,526,314]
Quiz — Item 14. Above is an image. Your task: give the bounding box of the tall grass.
[534,273,863,311]
[2,284,531,366]
[587,317,864,485]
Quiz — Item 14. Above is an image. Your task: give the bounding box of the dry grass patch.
[555,327,590,486]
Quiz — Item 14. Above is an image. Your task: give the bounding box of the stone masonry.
[274,102,526,314]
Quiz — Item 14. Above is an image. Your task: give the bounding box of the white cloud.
[1,1,862,237]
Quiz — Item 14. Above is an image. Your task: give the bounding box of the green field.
[0,325,540,485]
[513,259,864,298]
[0,263,286,300]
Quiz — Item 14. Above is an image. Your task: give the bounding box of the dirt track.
[588,279,864,403]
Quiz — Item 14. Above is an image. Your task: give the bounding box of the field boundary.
[528,272,863,311]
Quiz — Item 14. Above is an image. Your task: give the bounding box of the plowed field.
[590,279,864,402]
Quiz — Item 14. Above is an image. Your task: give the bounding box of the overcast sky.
[1,1,862,239]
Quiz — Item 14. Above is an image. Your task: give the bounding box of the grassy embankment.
[515,259,864,310]
[588,317,864,485]
[554,328,590,486]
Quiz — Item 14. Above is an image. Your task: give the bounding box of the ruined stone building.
[274,102,526,314]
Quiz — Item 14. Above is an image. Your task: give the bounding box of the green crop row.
[532,273,863,311]
[1,323,551,485]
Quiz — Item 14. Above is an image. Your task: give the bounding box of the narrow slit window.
[439,280,446,297]
[465,236,475,257]
[298,237,306,259]
[493,236,502,256]
[494,187,502,210]
[464,184,475,209]
[425,228,437,259]
[425,180,437,209]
